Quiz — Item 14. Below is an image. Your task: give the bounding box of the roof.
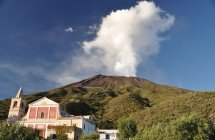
[15,86,23,98]
[98,129,118,134]
[29,97,59,106]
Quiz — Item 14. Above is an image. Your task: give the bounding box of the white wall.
[98,130,118,140]
[100,133,117,140]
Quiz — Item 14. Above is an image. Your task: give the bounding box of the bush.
[118,118,137,139]
[98,120,115,129]
[57,134,68,140]
[80,132,99,140]
[129,93,150,107]
[135,114,215,140]
[0,121,40,140]
[0,100,10,120]
[72,87,87,93]
[135,123,166,140]
[64,100,94,115]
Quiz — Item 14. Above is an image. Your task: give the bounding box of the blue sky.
[0,0,215,99]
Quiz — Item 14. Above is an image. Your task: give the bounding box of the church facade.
[7,87,95,140]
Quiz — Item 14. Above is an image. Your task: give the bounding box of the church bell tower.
[8,87,26,122]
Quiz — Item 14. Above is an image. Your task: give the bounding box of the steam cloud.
[55,1,175,85]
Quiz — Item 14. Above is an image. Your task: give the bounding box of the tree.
[0,121,40,140]
[134,114,215,140]
[168,114,215,140]
[118,118,137,139]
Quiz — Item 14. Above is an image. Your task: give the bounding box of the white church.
[7,87,96,140]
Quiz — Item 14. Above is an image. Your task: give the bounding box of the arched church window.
[52,134,57,139]
[41,112,45,118]
[13,101,18,108]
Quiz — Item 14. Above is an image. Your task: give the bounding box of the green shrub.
[0,100,10,120]
[129,93,150,107]
[57,134,68,140]
[98,120,115,129]
[135,114,215,140]
[80,132,99,140]
[64,100,94,115]
[118,118,137,139]
[72,87,87,93]
[0,121,40,140]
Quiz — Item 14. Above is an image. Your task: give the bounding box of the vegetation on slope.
[131,91,215,131]
[134,114,215,140]
[0,74,215,132]
[0,99,10,120]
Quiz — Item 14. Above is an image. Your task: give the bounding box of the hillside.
[1,75,215,130]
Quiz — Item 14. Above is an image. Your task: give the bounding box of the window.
[105,134,110,139]
[52,134,57,139]
[13,101,18,108]
[40,112,45,118]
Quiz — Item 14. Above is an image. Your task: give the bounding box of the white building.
[98,129,118,140]
[7,87,96,140]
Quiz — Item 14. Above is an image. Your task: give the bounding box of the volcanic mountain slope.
[1,75,215,130]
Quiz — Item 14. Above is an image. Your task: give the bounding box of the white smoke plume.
[55,1,175,85]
